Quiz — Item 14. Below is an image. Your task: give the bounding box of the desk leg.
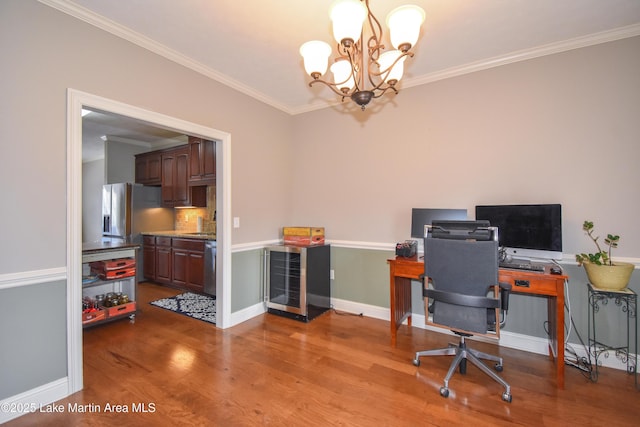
[556,290,565,389]
[547,291,566,389]
[390,275,413,347]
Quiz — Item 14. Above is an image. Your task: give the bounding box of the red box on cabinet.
[90,258,136,279]
[82,309,106,325]
[96,267,136,280]
[283,227,325,246]
[104,301,136,318]
[89,258,135,271]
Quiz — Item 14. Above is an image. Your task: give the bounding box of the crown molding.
[290,24,640,115]
[402,23,640,90]
[39,1,640,116]
[38,0,295,115]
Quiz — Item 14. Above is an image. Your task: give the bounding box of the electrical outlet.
[330,270,335,280]
[233,217,240,228]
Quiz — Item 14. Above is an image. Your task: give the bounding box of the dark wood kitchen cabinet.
[142,236,157,280]
[135,144,208,207]
[143,235,205,293]
[188,136,216,185]
[171,238,205,293]
[155,236,173,285]
[160,146,207,208]
[135,151,162,185]
[161,146,190,207]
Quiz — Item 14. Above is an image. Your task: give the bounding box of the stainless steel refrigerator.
[102,183,174,280]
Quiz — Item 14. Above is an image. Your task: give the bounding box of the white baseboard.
[330,298,637,373]
[0,377,69,424]
[229,301,266,326]
[331,297,390,321]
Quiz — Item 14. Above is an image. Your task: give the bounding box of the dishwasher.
[204,240,217,295]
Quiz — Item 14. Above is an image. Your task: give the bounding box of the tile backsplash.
[174,186,216,234]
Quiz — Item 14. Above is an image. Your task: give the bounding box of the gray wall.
[231,249,264,312]
[82,159,105,243]
[0,281,67,398]
[105,140,149,184]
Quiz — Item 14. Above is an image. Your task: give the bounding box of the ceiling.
[47,0,639,159]
[46,0,640,115]
[82,108,186,163]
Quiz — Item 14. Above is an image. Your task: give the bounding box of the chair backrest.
[424,221,499,334]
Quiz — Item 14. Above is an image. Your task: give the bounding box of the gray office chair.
[412,221,513,402]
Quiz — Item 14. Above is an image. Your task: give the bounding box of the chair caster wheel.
[440,387,450,398]
[502,392,512,403]
[495,363,503,372]
[413,358,420,367]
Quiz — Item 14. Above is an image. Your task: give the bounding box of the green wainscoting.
[229,245,638,351]
[0,280,67,400]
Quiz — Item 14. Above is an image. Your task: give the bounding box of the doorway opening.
[67,89,232,394]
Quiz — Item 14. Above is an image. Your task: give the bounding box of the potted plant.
[576,221,634,290]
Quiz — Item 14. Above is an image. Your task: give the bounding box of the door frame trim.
[66,88,232,393]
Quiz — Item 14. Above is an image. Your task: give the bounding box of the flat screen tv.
[410,208,468,238]
[475,204,562,261]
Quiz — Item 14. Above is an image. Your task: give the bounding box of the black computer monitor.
[430,220,492,240]
[475,204,562,260]
[411,208,468,238]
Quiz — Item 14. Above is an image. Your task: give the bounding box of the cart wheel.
[495,363,503,372]
[440,387,450,398]
[413,358,421,367]
[502,392,512,403]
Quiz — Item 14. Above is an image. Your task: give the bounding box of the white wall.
[291,36,640,259]
[0,0,294,274]
[82,159,105,243]
[0,0,293,405]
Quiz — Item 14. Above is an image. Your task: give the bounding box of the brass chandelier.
[300,0,425,110]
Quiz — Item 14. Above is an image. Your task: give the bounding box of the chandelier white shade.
[330,59,356,90]
[300,0,425,110]
[387,5,426,50]
[299,41,332,77]
[378,50,406,83]
[330,0,367,45]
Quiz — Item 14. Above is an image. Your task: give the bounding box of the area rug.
[150,292,216,325]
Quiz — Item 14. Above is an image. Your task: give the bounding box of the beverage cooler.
[264,244,331,322]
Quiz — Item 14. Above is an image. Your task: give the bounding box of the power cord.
[542,280,593,379]
[330,305,363,317]
[564,313,593,379]
[562,279,594,379]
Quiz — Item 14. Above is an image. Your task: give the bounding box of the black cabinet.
[265,244,331,322]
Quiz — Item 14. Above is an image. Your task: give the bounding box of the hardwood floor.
[6,282,639,426]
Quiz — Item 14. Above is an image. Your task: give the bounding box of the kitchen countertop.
[142,230,216,240]
[82,238,140,254]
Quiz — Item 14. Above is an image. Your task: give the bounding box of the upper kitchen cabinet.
[188,136,216,185]
[135,151,162,186]
[161,146,206,208]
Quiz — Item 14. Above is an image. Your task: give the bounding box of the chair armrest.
[499,282,512,311]
[425,288,500,309]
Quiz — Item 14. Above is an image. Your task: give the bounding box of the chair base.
[413,336,512,402]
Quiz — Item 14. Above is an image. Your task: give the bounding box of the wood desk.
[388,255,569,389]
